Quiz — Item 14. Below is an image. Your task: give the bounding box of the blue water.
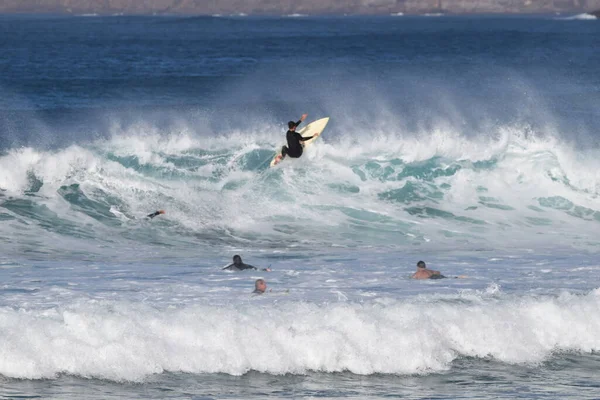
[1,14,600,399]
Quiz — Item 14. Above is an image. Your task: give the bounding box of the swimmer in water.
[253,279,268,294]
[251,278,290,295]
[222,255,271,271]
[411,260,446,280]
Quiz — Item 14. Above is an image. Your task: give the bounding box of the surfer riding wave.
[280,113,316,160]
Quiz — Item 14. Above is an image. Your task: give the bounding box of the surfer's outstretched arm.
[293,114,307,128]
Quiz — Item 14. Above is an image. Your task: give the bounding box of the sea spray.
[2,120,600,256]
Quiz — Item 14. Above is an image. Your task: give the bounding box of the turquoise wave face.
[1,122,600,257]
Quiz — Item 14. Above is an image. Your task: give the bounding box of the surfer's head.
[233,255,242,266]
[288,121,297,130]
[254,279,267,293]
[417,261,426,269]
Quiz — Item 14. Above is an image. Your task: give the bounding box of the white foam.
[3,120,600,253]
[558,13,597,20]
[0,290,599,381]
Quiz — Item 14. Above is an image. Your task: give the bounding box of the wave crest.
[2,122,600,253]
[1,290,599,381]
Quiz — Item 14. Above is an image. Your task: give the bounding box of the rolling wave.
[1,121,600,256]
[0,288,599,380]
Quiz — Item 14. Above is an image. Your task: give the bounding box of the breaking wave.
[2,119,600,256]
[1,288,599,381]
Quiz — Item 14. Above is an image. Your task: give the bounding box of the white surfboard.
[270,117,329,167]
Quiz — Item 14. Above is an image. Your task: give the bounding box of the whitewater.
[2,112,600,385]
[1,14,600,399]
[2,120,600,254]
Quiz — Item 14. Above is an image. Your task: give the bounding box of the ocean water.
[1,14,600,399]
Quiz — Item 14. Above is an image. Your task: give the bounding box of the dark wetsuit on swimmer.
[222,255,271,271]
[223,263,257,271]
[429,274,447,279]
[223,255,257,271]
[281,120,314,159]
[223,261,257,271]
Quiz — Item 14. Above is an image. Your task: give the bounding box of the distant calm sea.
[1,13,600,399]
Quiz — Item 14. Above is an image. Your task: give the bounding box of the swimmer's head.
[233,255,242,266]
[417,261,426,269]
[254,279,267,293]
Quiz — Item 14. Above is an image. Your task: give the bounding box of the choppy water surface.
[1,14,600,399]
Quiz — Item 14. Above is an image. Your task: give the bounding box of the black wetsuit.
[429,274,447,280]
[223,263,257,271]
[281,120,314,159]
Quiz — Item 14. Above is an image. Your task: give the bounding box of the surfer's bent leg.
[281,146,289,159]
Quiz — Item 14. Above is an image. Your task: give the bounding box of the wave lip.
[1,290,599,381]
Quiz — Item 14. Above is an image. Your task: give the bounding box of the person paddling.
[411,261,446,279]
[223,255,271,272]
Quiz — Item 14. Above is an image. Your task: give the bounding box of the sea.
[1,12,600,399]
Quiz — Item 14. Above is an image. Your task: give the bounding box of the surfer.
[147,210,165,219]
[253,279,268,294]
[412,261,446,280]
[279,113,318,161]
[223,255,271,271]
